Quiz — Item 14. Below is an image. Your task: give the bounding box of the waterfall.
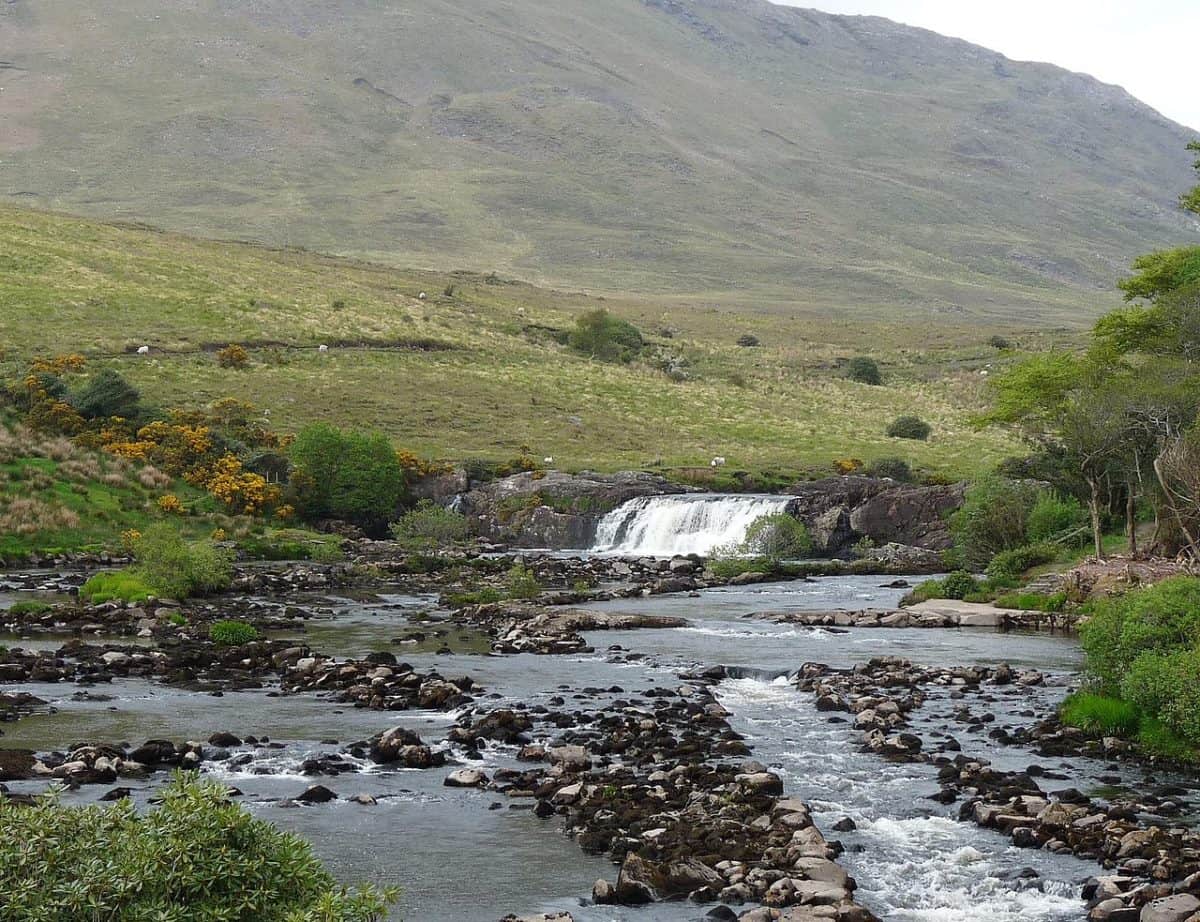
[592,493,795,557]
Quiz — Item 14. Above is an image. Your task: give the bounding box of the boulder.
[444,769,489,788]
[1139,894,1200,922]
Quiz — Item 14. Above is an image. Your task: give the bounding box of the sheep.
[318,344,329,353]
[711,456,726,468]
[418,291,427,300]
[543,456,554,465]
[136,345,150,355]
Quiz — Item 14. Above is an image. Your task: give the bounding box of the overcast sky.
[781,1,1199,130]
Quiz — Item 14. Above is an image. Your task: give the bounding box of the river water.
[1,574,1165,922]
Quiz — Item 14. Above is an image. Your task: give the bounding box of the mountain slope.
[1,0,1196,322]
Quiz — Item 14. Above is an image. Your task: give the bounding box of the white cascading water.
[591,493,794,557]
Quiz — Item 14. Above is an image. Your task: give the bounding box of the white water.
[591,493,794,557]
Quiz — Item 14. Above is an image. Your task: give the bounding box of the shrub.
[0,773,396,920]
[157,493,184,514]
[71,369,142,420]
[216,344,249,369]
[132,523,233,599]
[736,333,760,347]
[289,424,407,536]
[1079,577,1200,694]
[1060,693,1140,737]
[1026,493,1086,543]
[391,500,469,550]
[984,542,1059,580]
[1120,648,1200,744]
[865,457,912,482]
[950,476,1044,570]
[79,571,155,604]
[939,570,979,600]
[709,556,772,580]
[209,619,260,646]
[846,356,882,385]
[740,513,812,562]
[886,415,931,441]
[567,308,644,363]
[987,335,1012,350]
[504,563,542,600]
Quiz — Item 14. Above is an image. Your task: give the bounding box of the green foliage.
[7,600,53,616]
[238,529,344,562]
[1120,648,1200,744]
[1118,246,1200,301]
[1137,717,1196,761]
[0,773,396,921]
[391,500,469,550]
[1079,577,1200,694]
[987,335,1011,350]
[736,333,760,347]
[209,619,259,646]
[846,356,882,386]
[133,523,233,599]
[1026,493,1086,542]
[886,415,930,441]
[289,424,407,536]
[740,513,812,562]
[984,542,1059,580]
[950,476,1044,570]
[864,457,912,482]
[79,571,155,604]
[567,309,644,364]
[708,556,772,580]
[1060,693,1140,737]
[939,570,979,600]
[992,590,1067,612]
[503,563,542,600]
[71,369,142,420]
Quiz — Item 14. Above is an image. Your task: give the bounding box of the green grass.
[1060,693,1140,737]
[0,206,1024,478]
[79,571,155,604]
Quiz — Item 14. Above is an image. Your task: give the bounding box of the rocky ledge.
[756,600,1078,633]
[455,602,689,655]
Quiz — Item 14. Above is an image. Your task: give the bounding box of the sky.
[780,1,1200,130]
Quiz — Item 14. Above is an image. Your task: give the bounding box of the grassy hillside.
[1,0,1195,323]
[0,206,1025,476]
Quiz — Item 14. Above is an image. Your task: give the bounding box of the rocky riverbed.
[2,565,1199,921]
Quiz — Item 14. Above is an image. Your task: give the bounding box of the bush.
[1026,493,1086,543]
[1079,577,1200,694]
[209,619,260,646]
[864,457,912,482]
[79,571,155,604]
[987,335,1012,350]
[708,556,772,580]
[740,513,812,562]
[567,309,644,363]
[984,542,1059,580]
[504,563,542,600]
[132,523,233,600]
[391,500,469,550]
[886,415,931,441]
[950,476,1044,570]
[71,369,141,420]
[846,356,882,385]
[1120,648,1200,744]
[289,424,407,536]
[216,344,249,369]
[0,773,396,920]
[940,570,979,600]
[736,333,760,347]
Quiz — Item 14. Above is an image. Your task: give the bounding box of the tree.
[846,356,882,385]
[72,369,141,420]
[289,424,407,536]
[886,415,931,440]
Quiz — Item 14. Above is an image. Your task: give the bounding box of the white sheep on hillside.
[711,456,726,468]
[544,457,554,465]
[318,344,329,353]
[136,345,150,355]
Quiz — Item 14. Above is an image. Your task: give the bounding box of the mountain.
[1,0,1196,323]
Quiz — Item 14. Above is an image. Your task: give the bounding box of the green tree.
[72,369,142,420]
[741,513,812,562]
[289,424,407,536]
